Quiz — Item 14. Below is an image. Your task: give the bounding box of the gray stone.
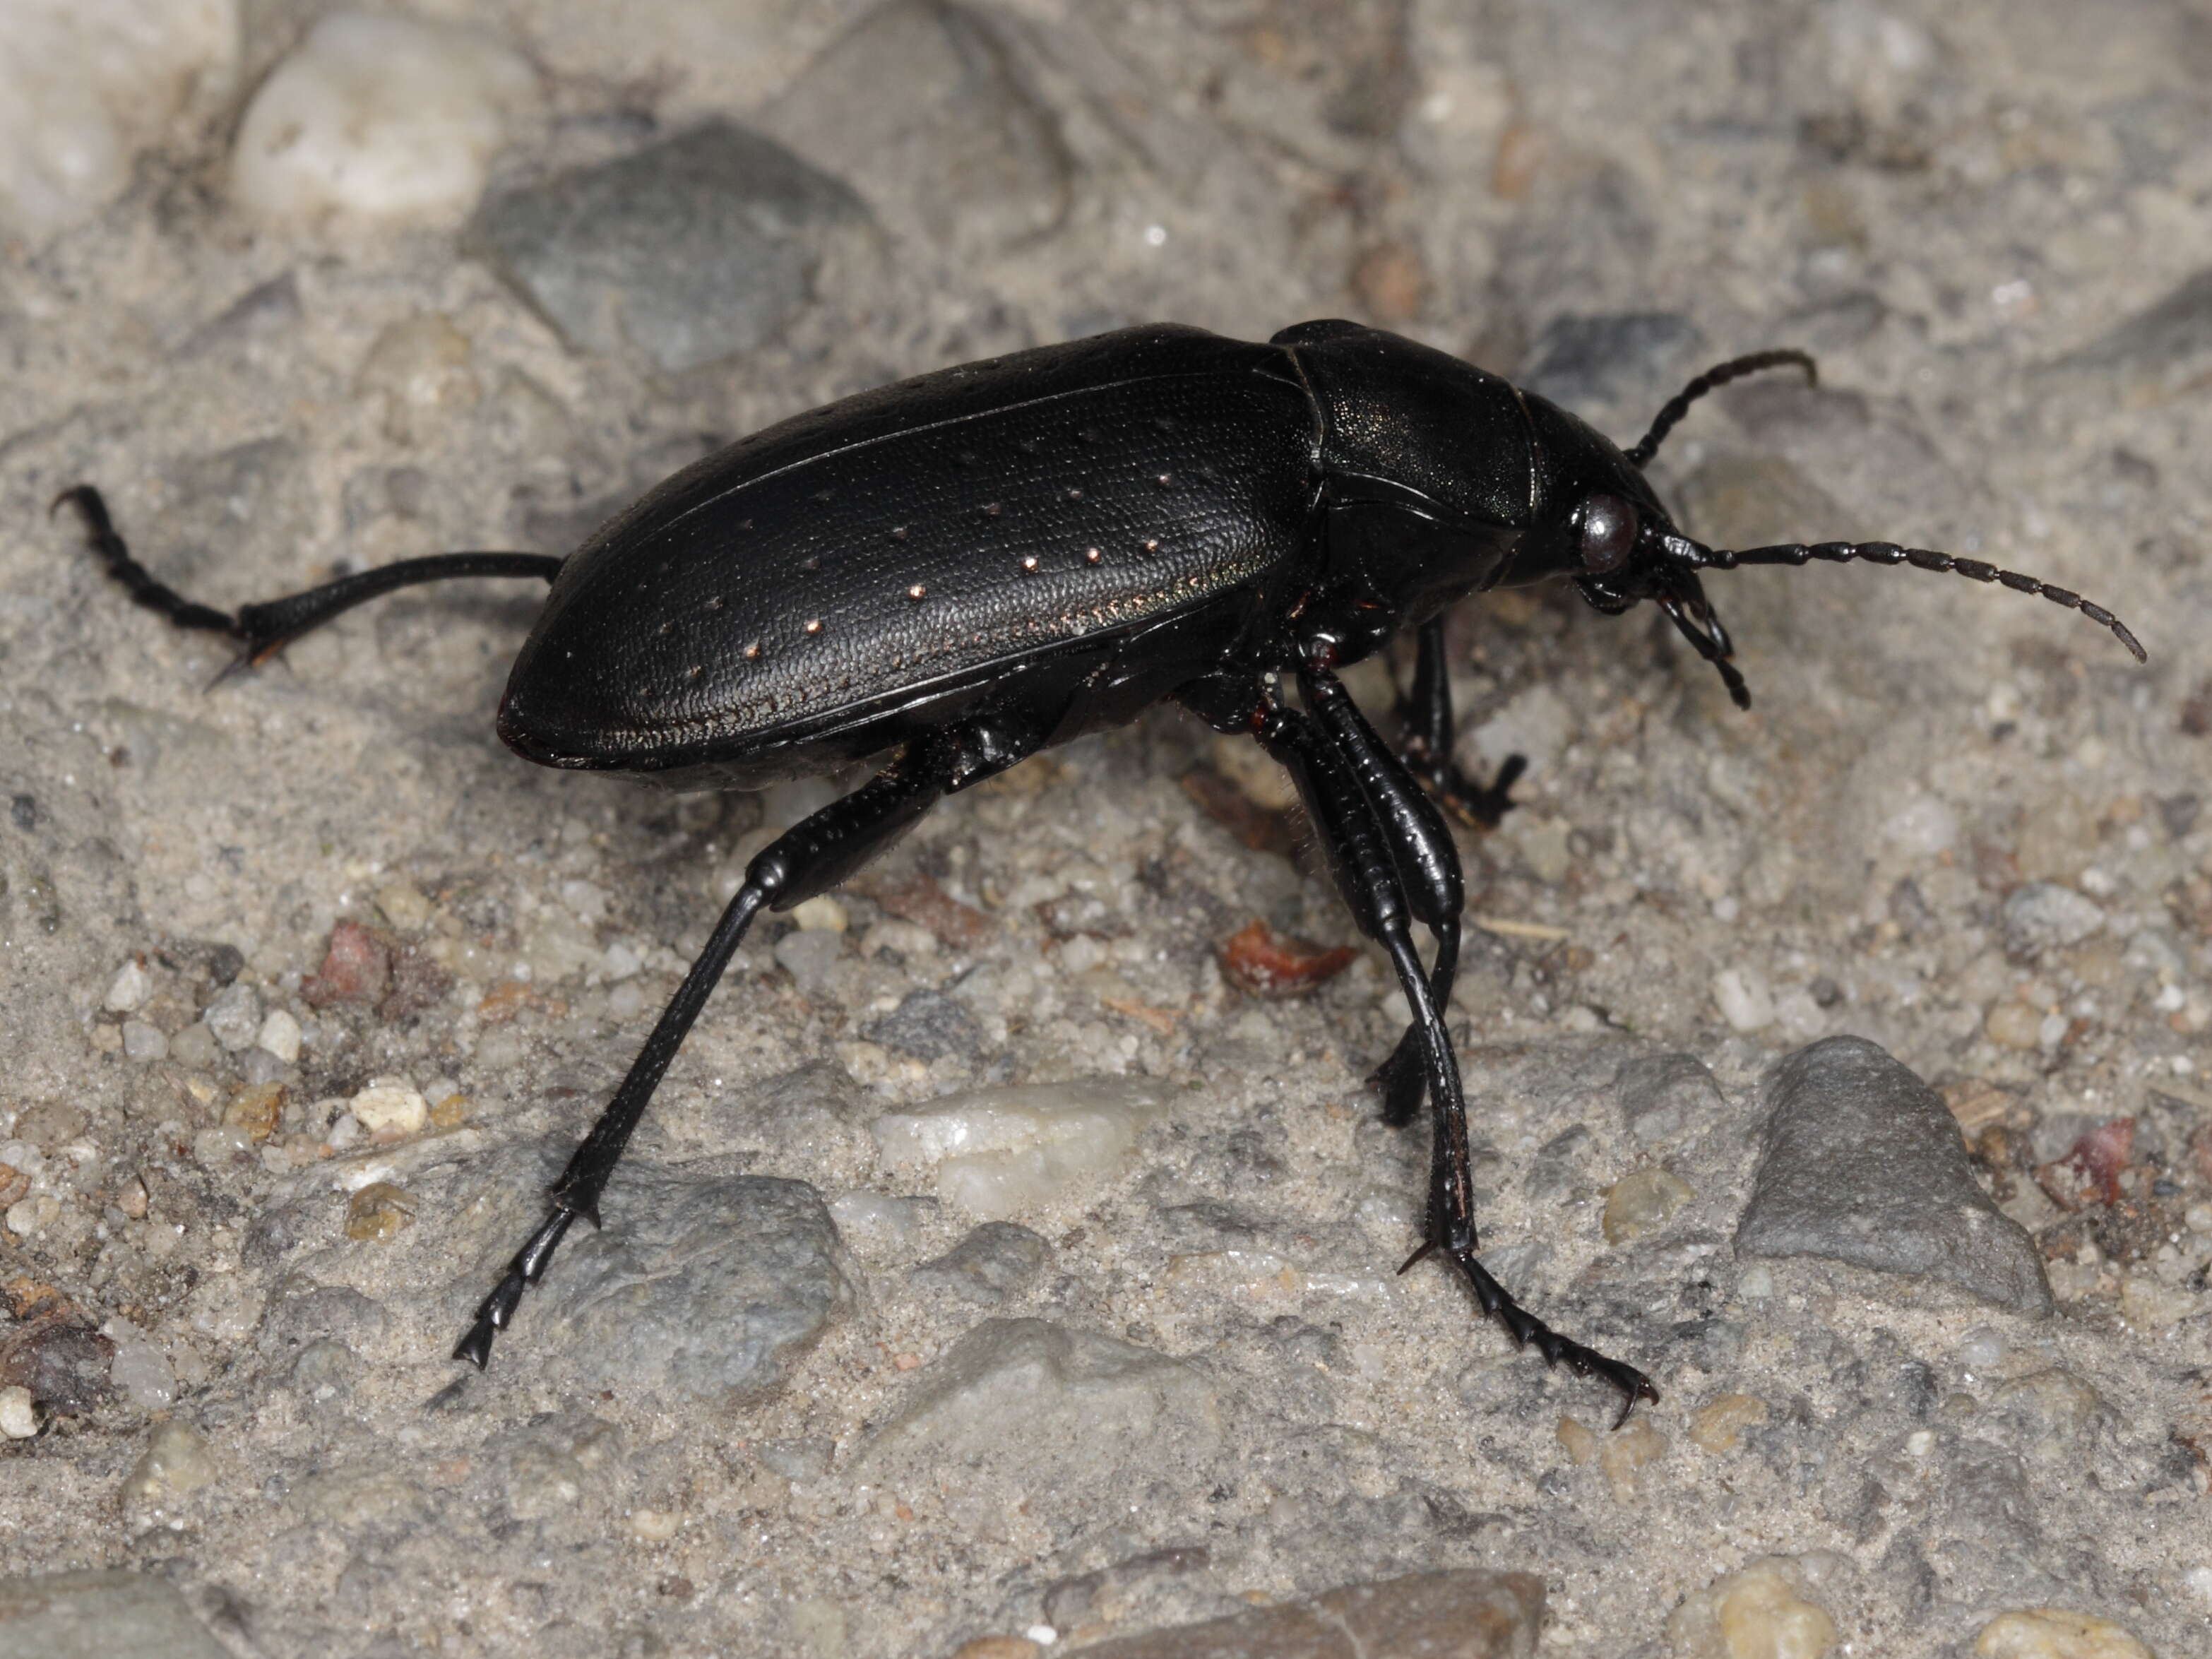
[1612,1051,1725,1146]
[761,0,1070,254]
[2043,265,2212,405]
[910,1220,1049,1304]
[256,1284,391,1360]
[774,927,852,1003]
[200,981,261,1052]
[1520,311,1704,414]
[0,1570,229,1659]
[2001,882,2105,962]
[862,987,984,1062]
[468,121,873,372]
[1735,1038,2052,1315]
[863,1319,1220,1529]
[1066,1568,1544,1659]
[1521,1123,1593,1201]
[523,1170,852,1405]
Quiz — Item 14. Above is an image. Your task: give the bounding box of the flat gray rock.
[0,1571,228,1659]
[910,1220,1050,1304]
[1611,1049,1725,1146]
[468,121,872,371]
[514,1169,853,1404]
[1735,1037,2052,1316]
[1068,1568,1545,1659]
[863,1318,1220,1529]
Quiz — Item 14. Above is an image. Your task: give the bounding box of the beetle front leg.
[453,730,960,1370]
[1398,616,1527,831]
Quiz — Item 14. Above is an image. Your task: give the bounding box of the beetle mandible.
[56,320,2143,1422]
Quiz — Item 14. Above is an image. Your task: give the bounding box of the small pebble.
[1713,967,1775,1032]
[102,1319,177,1411]
[167,1023,218,1068]
[230,10,540,225]
[115,1174,148,1219]
[6,1196,59,1237]
[1668,1557,1838,1659]
[1985,1000,2047,1050]
[349,1081,428,1141]
[124,1420,216,1504]
[120,1021,167,1062]
[201,982,261,1052]
[2118,1275,2199,1330]
[256,1009,302,1063]
[1599,1417,1666,1502]
[1602,1167,1694,1244]
[1973,1607,2151,1659]
[221,1083,285,1143]
[792,895,848,933]
[629,1507,682,1541]
[345,1182,417,1242]
[0,0,238,240]
[1556,1415,1598,1466]
[103,959,151,1013]
[1689,1392,1770,1453]
[0,1385,35,1439]
[873,1079,1172,1219]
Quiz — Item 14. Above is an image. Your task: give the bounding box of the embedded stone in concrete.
[1735,1037,2052,1316]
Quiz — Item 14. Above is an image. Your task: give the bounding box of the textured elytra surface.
[505,328,1314,768]
[0,1,2208,1657]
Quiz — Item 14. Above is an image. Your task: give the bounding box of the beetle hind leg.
[54,483,563,676]
[453,730,963,1372]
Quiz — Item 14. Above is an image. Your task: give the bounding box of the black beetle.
[56,320,2141,1421]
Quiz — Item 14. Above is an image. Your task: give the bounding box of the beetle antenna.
[1692,539,2147,663]
[1627,350,1817,468]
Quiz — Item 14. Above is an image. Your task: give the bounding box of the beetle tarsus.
[1446,1246,1660,1427]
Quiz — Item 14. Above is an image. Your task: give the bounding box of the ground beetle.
[57,321,2143,1422]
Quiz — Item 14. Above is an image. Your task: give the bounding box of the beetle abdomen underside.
[501,328,1317,773]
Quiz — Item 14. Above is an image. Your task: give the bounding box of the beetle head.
[1530,350,2144,709]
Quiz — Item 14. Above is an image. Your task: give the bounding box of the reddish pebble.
[865,870,995,951]
[1219,920,1359,997]
[302,921,391,1008]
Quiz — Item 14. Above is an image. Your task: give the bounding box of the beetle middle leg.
[1397,617,1528,832]
[1252,677,1657,1422]
[453,727,966,1368]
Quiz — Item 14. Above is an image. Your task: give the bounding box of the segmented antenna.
[1627,350,1819,468]
[1699,539,2146,663]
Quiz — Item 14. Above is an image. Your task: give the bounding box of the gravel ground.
[1,3,2208,1657]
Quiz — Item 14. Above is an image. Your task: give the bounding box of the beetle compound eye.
[1576,494,1638,574]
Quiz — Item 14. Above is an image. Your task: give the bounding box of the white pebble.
[348,1081,428,1140]
[1713,967,1774,1032]
[0,1385,35,1439]
[0,0,239,240]
[104,958,152,1013]
[102,1318,177,1410]
[6,1196,58,1237]
[792,895,848,933]
[873,1078,1172,1218]
[255,1008,302,1064]
[230,10,539,226]
[1880,795,1958,855]
[121,1021,167,1062]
